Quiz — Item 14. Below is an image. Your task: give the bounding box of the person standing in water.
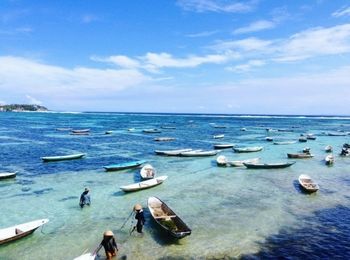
[79,188,91,208]
[134,203,145,234]
[96,230,118,260]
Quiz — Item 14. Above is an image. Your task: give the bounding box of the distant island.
[0,104,48,112]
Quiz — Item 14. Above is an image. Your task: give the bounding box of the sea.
[0,112,350,260]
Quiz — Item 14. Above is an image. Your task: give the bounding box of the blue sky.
[1,0,350,114]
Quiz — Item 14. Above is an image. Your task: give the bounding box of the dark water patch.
[21,187,31,192]
[242,205,350,259]
[33,187,54,195]
[342,178,350,185]
[58,195,78,202]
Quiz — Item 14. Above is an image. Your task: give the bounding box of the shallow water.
[1,112,350,259]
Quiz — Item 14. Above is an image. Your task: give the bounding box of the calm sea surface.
[0,112,350,259]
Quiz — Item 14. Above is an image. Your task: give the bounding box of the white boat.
[233,146,263,153]
[140,164,156,179]
[213,134,224,139]
[0,219,49,245]
[0,172,17,180]
[180,150,219,157]
[120,176,168,192]
[71,129,90,133]
[105,131,113,134]
[228,157,260,167]
[265,137,273,142]
[154,148,192,156]
[41,153,85,162]
[213,143,234,149]
[325,154,334,165]
[298,174,319,192]
[216,155,228,166]
[154,137,176,141]
[273,141,296,145]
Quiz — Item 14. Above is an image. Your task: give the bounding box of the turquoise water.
[1,112,350,259]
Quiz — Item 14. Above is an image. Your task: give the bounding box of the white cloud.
[176,0,256,13]
[186,30,219,38]
[0,56,150,109]
[233,20,275,35]
[332,6,350,17]
[226,59,265,72]
[26,95,42,105]
[211,37,272,52]
[91,55,141,69]
[275,23,350,61]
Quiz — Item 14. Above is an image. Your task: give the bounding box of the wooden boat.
[325,154,334,165]
[56,128,72,131]
[213,143,234,149]
[148,196,191,239]
[103,160,146,171]
[233,146,263,153]
[142,129,161,133]
[140,164,156,179]
[327,132,347,136]
[217,156,260,167]
[154,137,175,142]
[325,145,333,153]
[0,219,49,245]
[273,141,296,145]
[298,174,319,192]
[180,150,219,157]
[154,148,192,156]
[120,176,167,192]
[213,134,224,139]
[287,153,314,159]
[71,129,90,133]
[240,128,247,131]
[0,172,17,180]
[41,153,85,162]
[243,161,295,169]
[105,131,113,134]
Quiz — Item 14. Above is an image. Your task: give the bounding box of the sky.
[0,0,350,115]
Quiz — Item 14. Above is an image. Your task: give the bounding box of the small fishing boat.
[142,129,161,133]
[154,148,192,156]
[0,172,17,180]
[287,153,314,159]
[213,125,227,128]
[217,156,260,167]
[160,126,176,129]
[325,145,333,153]
[213,134,224,139]
[243,161,295,169]
[327,132,347,136]
[240,128,247,131]
[180,150,219,157]
[273,141,296,145]
[56,128,72,131]
[148,196,191,239]
[298,174,319,193]
[41,153,85,162]
[128,128,136,132]
[0,219,49,245]
[213,143,234,149]
[265,137,273,142]
[140,164,156,179]
[299,137,307,142]
[120,176,167,192]
[105,131,113,134]
[154,137,175,142]
[325,154,334,165]
[71,129,90,133]
[103,160,146,171]
[306,134,316,140]
[233,146,263,153]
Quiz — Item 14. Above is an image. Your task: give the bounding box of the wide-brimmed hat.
[104,230,114,236]
[134,204,142,211]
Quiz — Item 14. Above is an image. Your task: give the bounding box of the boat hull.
[103,161,145,171]
[243,162,295,169]
[41,153,85,162]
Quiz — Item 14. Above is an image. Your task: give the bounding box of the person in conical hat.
[133,203,145,234]
[97,230,118,260]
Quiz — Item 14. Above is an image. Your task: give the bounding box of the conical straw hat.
[104,230,114,236]
[134,204,142,211]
